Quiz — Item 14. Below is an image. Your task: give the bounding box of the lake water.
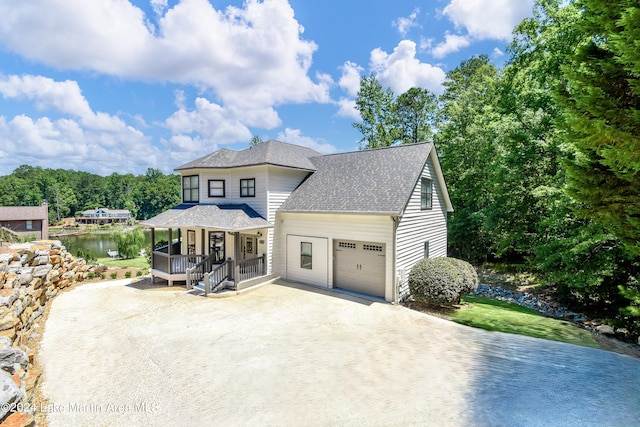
[57,230,169,259]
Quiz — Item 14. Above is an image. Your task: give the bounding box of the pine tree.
[559,0,640,255]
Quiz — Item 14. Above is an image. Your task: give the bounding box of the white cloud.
[430,33,471,59]
[150,0,168,16]
[164,97,253,153]
[336,98,360,120]
[370,40,446,95]
[276,128,337,154]
[393,8,420,37]
[443,0,534,41]
[338,61,363,98]
[492,47,505,58]
[0,0,331,128]
[0,74,164,175]
[0,113,160,175]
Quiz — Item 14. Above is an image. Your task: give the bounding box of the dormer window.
[240,178,255,197]
[183,175,199,203]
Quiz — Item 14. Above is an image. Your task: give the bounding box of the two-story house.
[141,139,452,303]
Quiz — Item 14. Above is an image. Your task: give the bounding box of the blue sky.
[0,0,534,176]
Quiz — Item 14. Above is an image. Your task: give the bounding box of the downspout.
[392,215,399,304]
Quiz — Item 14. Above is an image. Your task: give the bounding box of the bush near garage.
[409,257,479,305]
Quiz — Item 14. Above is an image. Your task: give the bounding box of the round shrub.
[409,257,479,305]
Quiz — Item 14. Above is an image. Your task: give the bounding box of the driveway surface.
[40,279,640,426]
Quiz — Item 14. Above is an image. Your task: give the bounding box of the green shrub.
[409,257,479,305]
[87,272,95,279]
[136,270,143,277]
[100,273,106,280]
[124,271,132,278]
[110,271,118,280]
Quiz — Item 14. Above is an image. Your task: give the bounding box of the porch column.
[168,228,173,275]
[201,229,205,255]
[150,228,155,269]
[234,232,240,284]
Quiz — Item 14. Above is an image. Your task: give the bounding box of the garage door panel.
[334,240,385,298]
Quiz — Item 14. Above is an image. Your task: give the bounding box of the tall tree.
[436,55,502,262]
[395,87,437,144]
[353,75,398,148]
[558,0,640,255]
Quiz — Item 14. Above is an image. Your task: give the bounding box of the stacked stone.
[0,240,103,425]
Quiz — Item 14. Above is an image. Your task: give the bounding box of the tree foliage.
[113,227,145,259]
[557,0,640,256]
[353,75,437,149]
[0,166,180,222]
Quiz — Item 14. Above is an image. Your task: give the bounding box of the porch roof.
[139,204,272,231]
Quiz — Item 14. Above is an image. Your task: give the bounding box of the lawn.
[453,295,599,348]
[95,256,149,269]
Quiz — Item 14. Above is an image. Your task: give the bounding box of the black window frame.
[421,177,432,210]
[301,242,312,270]
[424,241,429,259]
[240,178,255,198]
[182,175,199,203]
[208,179,226,198]
[208,231,225,264]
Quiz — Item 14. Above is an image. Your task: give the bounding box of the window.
[182,175,199,203]
[209,231,225,263]
[301,242,312,269]
[26,220,33,230]
[421,178,432,210]
[424,241,429,259]
[240,178,255,197]
[208,180,225,197]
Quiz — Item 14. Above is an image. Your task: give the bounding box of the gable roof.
[279,143,453,215]
[0,204,48,221]
[175,140,321,172]
[139,204,271,231]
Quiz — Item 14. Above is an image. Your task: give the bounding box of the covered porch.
[140,204,273,293]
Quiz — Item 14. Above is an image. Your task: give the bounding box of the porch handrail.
[152,251,205,275]
[203,259,233,296]
[186,253,216,290]
[235,254,266,283]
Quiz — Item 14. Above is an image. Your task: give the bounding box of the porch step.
[193,280,234,294]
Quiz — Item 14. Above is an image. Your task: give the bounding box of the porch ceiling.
[139,204,272,231]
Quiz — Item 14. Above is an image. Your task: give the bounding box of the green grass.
[453,295,599,348]
[95,256,149,269]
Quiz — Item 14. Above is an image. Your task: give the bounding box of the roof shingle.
[279,143,435,215]
[175,140,320,171]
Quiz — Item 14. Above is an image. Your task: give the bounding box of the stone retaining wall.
[0,240,103,425]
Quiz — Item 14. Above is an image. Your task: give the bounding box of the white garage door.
[333,240,386,298]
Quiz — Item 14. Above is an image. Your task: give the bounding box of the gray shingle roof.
[0,205,48,221]
[175,140,320,171]
[139,204,271,231]
[279,143,435,215]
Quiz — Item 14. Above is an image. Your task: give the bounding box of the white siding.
[274,212,395,301]
[396,151,449,300]
[181,165,309,275]
[285,235,329,287]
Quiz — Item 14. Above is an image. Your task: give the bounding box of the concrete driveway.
[40,279,640,426]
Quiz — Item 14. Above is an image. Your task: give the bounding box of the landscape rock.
[0,369,22,420]
[596,324,615,335]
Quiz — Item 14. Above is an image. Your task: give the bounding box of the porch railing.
[186,253,217,290]
[203,259,233,296]
[236,254,266,283]
[152,251,206,275]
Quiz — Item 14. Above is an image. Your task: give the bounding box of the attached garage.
[333,240,386,298]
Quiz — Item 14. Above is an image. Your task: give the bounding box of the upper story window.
[208,180,225,198]
[421,178,432,210]
[182,175,199,203]
[240,178,255,197]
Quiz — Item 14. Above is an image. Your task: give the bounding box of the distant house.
[141,140,453,302]
[0,201,49,240]
[76,208,132,225]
